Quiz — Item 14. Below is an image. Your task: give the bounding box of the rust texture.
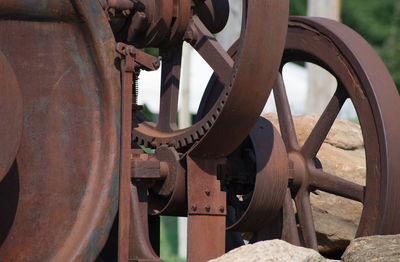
[1,1,400,262]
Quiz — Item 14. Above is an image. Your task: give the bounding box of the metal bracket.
[186,155,226,262]
[117,42,163,262]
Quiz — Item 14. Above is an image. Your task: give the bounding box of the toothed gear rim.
[133,0,290,156]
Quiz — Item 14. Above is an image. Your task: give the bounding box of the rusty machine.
[1,0,400,261]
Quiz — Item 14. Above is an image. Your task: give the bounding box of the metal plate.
[0,1,121,260]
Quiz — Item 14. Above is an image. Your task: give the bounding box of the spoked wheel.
[271,17,400,251]
[133,0,289,157]
[221,16,400,256]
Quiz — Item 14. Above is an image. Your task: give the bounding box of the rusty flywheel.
[220,17,400,254]
[126,0,289,157]
[1,0,400,262]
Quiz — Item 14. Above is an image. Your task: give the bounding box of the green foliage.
[160,217,186,262]
[141,103,154,121]
[290,0,307,16]
[381,2,400,89]
[145,48,159,58]
[341,0,396,48]
[289,0,400,90]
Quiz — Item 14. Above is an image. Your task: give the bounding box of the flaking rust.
[0,1,400,262]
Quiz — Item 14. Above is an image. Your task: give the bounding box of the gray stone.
[208,239,328,262]
[342,235,400,262]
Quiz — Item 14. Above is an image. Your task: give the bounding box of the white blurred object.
[305,0,356,120]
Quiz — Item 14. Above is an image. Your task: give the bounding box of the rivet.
[218,206,225,213]
[205,188,210,196]
[191,204,197,211]
[205,204,211,212]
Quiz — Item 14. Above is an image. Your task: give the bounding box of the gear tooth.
[198,128,204,136]
[167,139,177,147]
[150,140,158,148]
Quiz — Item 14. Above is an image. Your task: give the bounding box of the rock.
[262,113,365,256]
[342,235,400,261]
[208,239,329,262]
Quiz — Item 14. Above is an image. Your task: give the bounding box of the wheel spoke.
[282,188,301,246]
[310,169,364,203]
[273,73,300,152]
[187,16,234,86]
[157,44,183,132]
[295,191,318,250]
[301,88,347,159]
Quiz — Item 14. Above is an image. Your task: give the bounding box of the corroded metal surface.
[1,1,400,261]
[275,17,400,249]
[0,0,120,260]
[0,50,22,182]
[133,0,290,157]
[226,117,288,233]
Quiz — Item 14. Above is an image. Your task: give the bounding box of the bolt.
[183,29,194,42]
[152,59,160,69]
[205,204,211,212]
[167,139,176,147]
[122,9,131,16]
[218,206,225,213]
[205,188,210,196]
[191,204,197,211]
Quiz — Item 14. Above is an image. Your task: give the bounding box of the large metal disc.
[133,0,290,158]
[0,1,120,260]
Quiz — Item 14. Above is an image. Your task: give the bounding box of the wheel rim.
[0,1,120,260]
[273,17,400,249]
[133,0,290,157]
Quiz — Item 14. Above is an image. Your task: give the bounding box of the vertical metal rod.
[118,49,134,262]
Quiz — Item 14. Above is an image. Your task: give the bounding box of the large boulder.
[263,113,365,255]
[342,235,400,261]
[208,239,329,262]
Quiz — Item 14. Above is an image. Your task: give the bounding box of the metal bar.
[118,45,134,262]
[301,89,347,159]
[188,16,234,87]
[157,45,183,132]
[310,170,364,203]
[274,73,300,152]
[282,189,301,246]
[294,191,318,250]
[186,156,226,262]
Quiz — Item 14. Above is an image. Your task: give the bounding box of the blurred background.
[137,1,400,261]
